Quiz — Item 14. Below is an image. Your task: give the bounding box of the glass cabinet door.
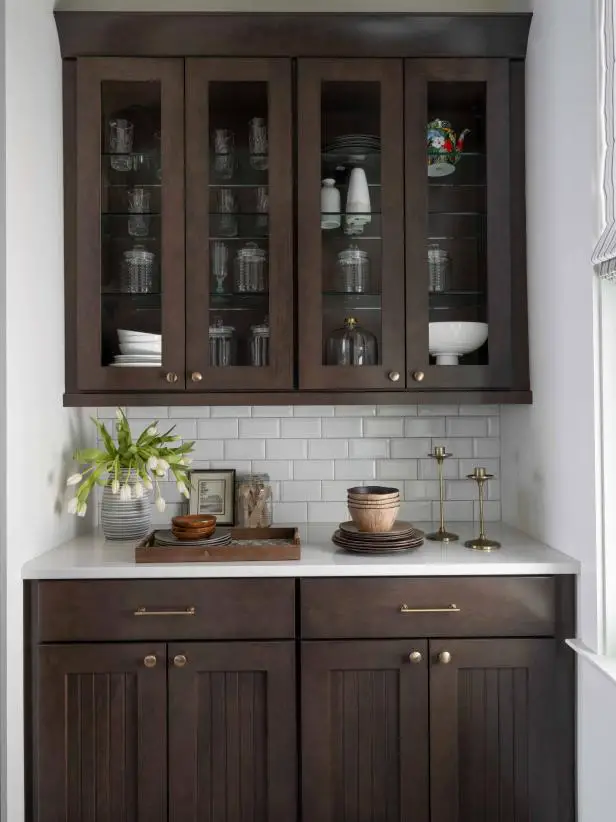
[405,59,513,389]
[184,59,293,390]
[297,60,405,390]
[75,58,185,392]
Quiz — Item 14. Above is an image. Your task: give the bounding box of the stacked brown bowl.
[171,514,216,541]
[347,486,401,532]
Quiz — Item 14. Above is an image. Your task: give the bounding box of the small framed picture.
[189,469,236,525]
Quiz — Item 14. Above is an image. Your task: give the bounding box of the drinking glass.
[212,128,235,180]
[249,118,268,171]
[109,119,134,171]
[211,241,229,294]
[127,187,151,237]
[428,243,451,293]
[215,188,238,237]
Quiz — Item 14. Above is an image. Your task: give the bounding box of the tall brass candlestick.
[426,445,459,543]
[464,467,501,551]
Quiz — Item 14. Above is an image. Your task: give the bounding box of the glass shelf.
[323,293,382,311]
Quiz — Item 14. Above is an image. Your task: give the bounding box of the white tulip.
[67,497,79,514]
[147,426,158,437]
[143,476,153,491]
[119,484,132,502]
[132,481,144,499]
[157,459,170,472]
[156,468,166,477]
[155,495,166,513]
[148,456,158,471]
[177,480,189,498]
[77,502,87,517]
[111,478,120,494]
[66,473,82,487]
[180,457,192,466]
[115,408,124,421]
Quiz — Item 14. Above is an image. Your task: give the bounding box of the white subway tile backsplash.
[475,500,501,521]
[364,418,404,438]
[349,438,389,459]
[224,439,266,460]
[282,481,322,501]
[91,404,501,525]
[294,460,334,480]
[323,417,363,438]
[239,418,280,438]
[267,439,308,460]
[281,418,321,438]
[198,418,238,439]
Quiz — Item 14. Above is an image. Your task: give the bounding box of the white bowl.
[429,321,488,365]
[119,342,162,355]
[118,329,162,342]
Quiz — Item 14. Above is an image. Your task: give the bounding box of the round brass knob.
[409,651,423,664]
[165,372,179,384]
[412,370,425,382]
[143,655,157,668]
[388,371,401,383]
[438,651,452,665]
[173,654,187,668]
[191,372,203,383]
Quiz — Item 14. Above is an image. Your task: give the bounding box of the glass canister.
[326,317,378,366]
[336,244,371,293]
[428,243,451,293]
[208,317,236,367]
[236,473,273,527]
[250,320,270,367]
[121,245,156,293]
[234,242,267,293]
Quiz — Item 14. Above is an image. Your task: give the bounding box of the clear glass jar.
[336,244,371,293]
[234,242,267,293]
[208,317,236,367]
[326,316,378,366]
[236,473,273,527]
[121,245,156,293]
[428,243,451,293]
[250,320,270,367]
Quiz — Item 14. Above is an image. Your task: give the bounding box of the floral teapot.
[426,119,470,177]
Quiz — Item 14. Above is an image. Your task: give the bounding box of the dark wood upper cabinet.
[301,640,430,822]
[185,59,294,391]
[74,58,186,393]
[34,643,167,822]
[168,641,297,822]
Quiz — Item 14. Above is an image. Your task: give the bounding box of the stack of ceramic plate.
[153,529,232,547]
[332,520,424,554]
[112,329,162,367]
[323,134,381,163]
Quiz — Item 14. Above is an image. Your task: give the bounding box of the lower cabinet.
[33,641,296,822]
[302,638,564,822]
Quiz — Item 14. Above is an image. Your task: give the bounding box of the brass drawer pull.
[399,603,460,614]
[134,607,196,617]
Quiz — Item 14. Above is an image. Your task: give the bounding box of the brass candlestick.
[426,445,459,543]
[465,467,501,551]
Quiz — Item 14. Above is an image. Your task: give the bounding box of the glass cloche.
[326,316,378,366]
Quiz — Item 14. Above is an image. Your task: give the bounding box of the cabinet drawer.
[300,577,556,638]
[32,579,295,642]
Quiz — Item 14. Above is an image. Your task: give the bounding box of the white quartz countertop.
[22,522,579,579]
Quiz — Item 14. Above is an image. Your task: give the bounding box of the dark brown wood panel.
[185,58,294,390]
[300,577,556,639]
[168,642,296,822]
[33,579,295,642]
[34,643,166,822]
[55,12,532,60]
[297,59,406,390]
[75,57,186,392]
[302,640,429,822]
[429,638,566,822]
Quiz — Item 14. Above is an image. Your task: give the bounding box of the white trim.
[567,638,616,687]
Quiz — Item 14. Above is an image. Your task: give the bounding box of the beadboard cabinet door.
[168,641,297,822]
[34,643,167,822]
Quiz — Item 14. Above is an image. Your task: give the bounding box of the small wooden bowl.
[348,504,400,532]
[172,514,216,529]
[347,486,400,502]
[347,498,400,508]
[172,527,216,541]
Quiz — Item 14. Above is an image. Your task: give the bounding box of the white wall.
[2,1,93,820]
[501,0,603,651]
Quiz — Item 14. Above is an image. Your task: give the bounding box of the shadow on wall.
[53,409,96,533]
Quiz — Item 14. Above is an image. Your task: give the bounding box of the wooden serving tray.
[135,527,301,563]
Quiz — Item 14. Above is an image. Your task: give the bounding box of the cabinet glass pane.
[427,82,488,367]
[101,81,163,369]
[208,81,270,368]
[320,82,382,367]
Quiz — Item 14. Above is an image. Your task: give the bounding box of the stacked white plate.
[324,134,381,163]
[113,329,162,367]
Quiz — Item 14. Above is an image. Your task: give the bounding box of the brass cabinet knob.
[173,654,187,668]
[143,654,157,668]
[165,372,179,384]
[438,651,452,665]
[388,371,401,382]
[191,372,203,382]
[412,370,425,382]
[408,651,423,664]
